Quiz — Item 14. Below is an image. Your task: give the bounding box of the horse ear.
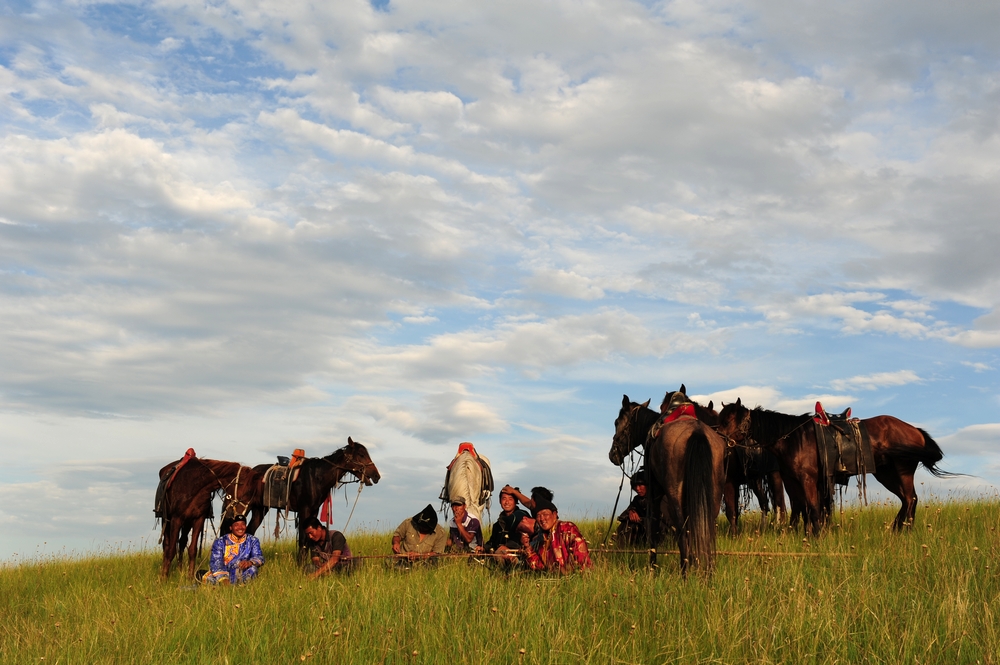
[679,384,686,395]
[347,436,356,446]
[640,399,651,409]
[708,400,714,410]
[622,395,630,407]
[735,398,741,407]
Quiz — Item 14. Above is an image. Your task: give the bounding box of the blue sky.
[1,0,999,560]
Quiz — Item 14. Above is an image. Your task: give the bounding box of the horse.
[249,437,381,560]
[610,395,726,575]
[440,442,493,523]
[717,399,951,534]
[661,387,786,535]
[155,457,259,579]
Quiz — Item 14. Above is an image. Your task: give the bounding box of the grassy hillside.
[3,499,998,664]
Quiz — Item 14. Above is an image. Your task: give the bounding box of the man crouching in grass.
[520,498,592,574]
[303,517,356,578]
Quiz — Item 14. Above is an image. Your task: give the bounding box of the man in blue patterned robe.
[204,515,264,585]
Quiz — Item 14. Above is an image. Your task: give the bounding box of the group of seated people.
[391,485,593,574]
[200,483,595,585]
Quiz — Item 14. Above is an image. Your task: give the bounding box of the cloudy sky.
[2,0,998,560]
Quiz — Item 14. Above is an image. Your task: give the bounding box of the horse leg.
[874,462,917,530]
[770,471,787,525]
[188,517,205,578]
[161,520,182,579]
[896,462,920,528]
[247,507,267,537]
[722,479,739,537]
[177,524,192,569]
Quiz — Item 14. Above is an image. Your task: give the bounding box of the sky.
[1,0,998,561]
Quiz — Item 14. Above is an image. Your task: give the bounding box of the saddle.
[439,442,494,507]
[812,401,875,490]
[154,448,197,517]
[261,449,306,510]
[648,394,697,441]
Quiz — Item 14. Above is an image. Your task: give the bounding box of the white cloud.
[938,423,1000,456]
[830,370,921,392]
[2,0,1000,557]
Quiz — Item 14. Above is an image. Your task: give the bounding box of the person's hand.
[407,551,419,561]
[497,545,509,554]
[628,509,641,523]
[392,541,402,555]
[520,532,530,547]
[238,560,253,570]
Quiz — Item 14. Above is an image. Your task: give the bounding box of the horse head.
[716,398,750,441]
[610,395,650,466]
[335,436,381,486]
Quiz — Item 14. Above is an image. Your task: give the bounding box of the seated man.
[484,486,531,558]
[203,514,264,585]
[391,504,448,564]
[616,471,657,546]
[520,498,592,574]
[446,498,483,553]
[303,517,355,578]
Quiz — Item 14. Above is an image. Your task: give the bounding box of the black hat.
[232,514,247,524]
[533,497,557,514]
[411,504,438,535]
[630,468,647,488]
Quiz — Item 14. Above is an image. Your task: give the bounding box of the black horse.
[248,437,381,559]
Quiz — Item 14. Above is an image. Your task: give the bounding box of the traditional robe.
[525,521,592,574]
[206,533,264,584]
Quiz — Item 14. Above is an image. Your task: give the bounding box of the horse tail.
[915,428,959,478]
[682,428,717,571]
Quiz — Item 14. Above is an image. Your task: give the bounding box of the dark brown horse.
[249,437,380,559]
[717,399,950,534]
[661,387,786,535]
[155,457,259,579]
[610,395,726,574]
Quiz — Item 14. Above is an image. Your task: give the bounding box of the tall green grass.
[3,499,998,664]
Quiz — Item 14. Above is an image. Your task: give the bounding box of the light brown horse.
[610,395,726,575]
[155,457,259,579]
[717,399,951,534]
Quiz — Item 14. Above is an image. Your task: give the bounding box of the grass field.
[3,498,999,664]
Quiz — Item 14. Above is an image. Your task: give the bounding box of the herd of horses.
[611,386,951,575]
[154,386,951,580]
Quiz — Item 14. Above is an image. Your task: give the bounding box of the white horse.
[440,442,493,522]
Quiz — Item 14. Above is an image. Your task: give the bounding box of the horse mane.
[748,407,812,444]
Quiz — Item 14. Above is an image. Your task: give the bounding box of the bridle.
[612,403,645,466]
[195,458,251,520]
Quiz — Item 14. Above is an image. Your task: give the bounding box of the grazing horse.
[155,457,258,579]
[661,387,786,535]
[717,399,950,534]
[249,437,381,560]
[610,395,726,574]
[440,442,493,523]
